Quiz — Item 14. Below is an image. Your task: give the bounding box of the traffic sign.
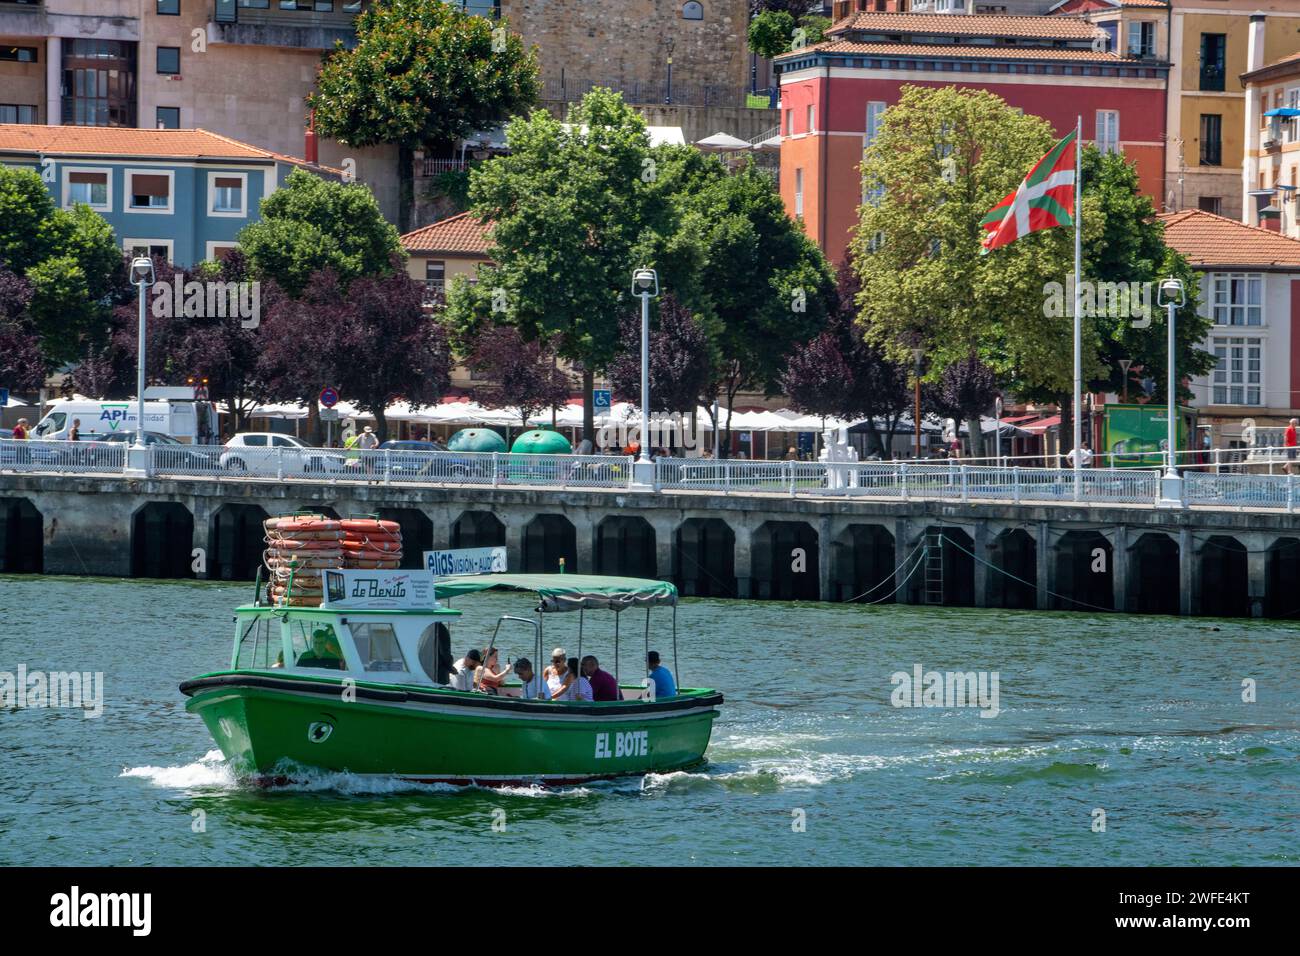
[319,408,339,422]
[592,389,611,412]
[319,386,340,408]
[0,388,8,408]
[194,384,209,401]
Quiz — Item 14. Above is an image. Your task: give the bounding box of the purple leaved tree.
[0,268,47,394]
[465,325,572,430]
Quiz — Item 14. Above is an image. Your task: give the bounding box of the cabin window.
[417,622,453,683]
[236,617,283,669]
[294,623,346,670]
[351,623,407,672]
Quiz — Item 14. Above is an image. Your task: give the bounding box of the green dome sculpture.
[510,429,572,455]
[447,428,507,453]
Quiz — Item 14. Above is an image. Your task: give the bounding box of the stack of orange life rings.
[263,515,344,606]
[340,517,403,569]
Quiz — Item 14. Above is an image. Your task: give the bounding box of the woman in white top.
[551,657,593,702]
[543,647,568,698]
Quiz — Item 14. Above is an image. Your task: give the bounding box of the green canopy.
[433,573,677,612]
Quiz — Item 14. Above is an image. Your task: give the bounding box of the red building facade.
[776,12,1170,262]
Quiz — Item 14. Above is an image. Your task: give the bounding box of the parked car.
[378,439,446,478]
[90,431,220,471]
[219,433,347,476]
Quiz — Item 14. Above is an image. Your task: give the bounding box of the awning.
[1022,415,1061,433]
[433,573,678,612]
[1263,108,1300,117]
[695,131,752,152]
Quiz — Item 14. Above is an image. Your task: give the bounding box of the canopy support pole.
[644,607,651,698]
[672,603,680,689]
[614,611,620,691]
[577,608,583,663]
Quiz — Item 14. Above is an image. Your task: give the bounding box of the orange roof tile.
[0,124,342,173]
[830,11,1100,40]
[401,212,492,256]
[1159,209,1300,268]
[782,39,1156,65]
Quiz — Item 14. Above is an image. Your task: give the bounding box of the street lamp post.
[130,257,155,452]
[632,268,659,488]
[1118,358,1133,403]
[1157,277,1185,505]
[912,347,924,460]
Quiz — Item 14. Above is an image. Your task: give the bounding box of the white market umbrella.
[695,131,752,152]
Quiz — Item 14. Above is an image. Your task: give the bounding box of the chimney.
[304,108,318,165]
[1247,13,1266,74]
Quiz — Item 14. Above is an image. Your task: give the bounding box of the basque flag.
[979,129,1077,253]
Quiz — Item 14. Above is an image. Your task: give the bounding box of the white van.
[32,396,214,443]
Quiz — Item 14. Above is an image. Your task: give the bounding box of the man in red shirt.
[11,418,28,440]
[581,655,620,702]
[1285,418,1298,475]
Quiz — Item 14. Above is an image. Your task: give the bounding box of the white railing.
[3,438,1298,510]
[0,438,128,474]
[146,444,634,490]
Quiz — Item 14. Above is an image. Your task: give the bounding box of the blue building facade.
[0,126,337,266]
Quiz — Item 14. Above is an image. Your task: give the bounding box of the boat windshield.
[287,620,346,671]
[235,616,283,669]
[351,623,408,673]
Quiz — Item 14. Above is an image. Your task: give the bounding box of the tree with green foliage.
[748,10,796,59]
[311,0,539,232]
[1077,147,1210,405]
[748,8,828,59]
[237,168,405,298]
[0,167,122,369]
[444,89,675,442]
[667,162,834,446]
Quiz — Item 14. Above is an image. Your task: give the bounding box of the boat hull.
[181,672,722,786]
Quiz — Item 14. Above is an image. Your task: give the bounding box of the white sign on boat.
[424,547,507,578]
[321,569,438,609]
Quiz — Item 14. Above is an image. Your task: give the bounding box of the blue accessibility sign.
[0,388,8,408]
[592,389,612,412]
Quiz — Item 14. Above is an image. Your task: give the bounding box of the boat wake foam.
[120,749,236,790]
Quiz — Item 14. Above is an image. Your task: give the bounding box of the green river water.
[0,575,1296,866]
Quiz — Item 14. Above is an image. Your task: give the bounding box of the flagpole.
[1072,115,1083,502]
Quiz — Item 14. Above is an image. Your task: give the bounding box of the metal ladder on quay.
[922,531,945,605]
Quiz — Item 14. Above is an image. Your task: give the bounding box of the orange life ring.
[267,538,344,551]
[266,515,342,532]
[341,537,402,553]
[346,558,401,570]
[265,555,342,570]
[266,530,344,542]
[345,549,403,563]
[340,518,400,535]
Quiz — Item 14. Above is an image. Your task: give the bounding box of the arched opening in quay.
[1129,532,1179,616]
[451,511,505,550]
[752,521,820,601]
[0,497,43,574]
[378,508,433,570]
[832,523,895,603]
[914,526,975,607]
[595,516,656,579]
[1053,530,1113,612]
[1199,535,1249,618]
[209,503,269,581]
[675,518,735,598]
[131,502,194,579]
[1265,537,1300,618]
[988,528,1037,609]
[523,514,576,574]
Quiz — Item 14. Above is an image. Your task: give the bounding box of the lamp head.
[130,256,155,287]
[632,268,658,296]
[1157,277,1185,307]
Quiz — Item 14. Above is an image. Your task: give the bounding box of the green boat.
[180,572,723,787]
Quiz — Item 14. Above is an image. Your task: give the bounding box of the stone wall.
[503,0,750,97]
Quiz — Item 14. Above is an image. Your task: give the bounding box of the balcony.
[1,0,140,40]
[210,1,364,51]
[1199,64,1225,93]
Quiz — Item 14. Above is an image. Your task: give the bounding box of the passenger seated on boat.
[297,629,346,671]
[449,648,482,691]
[551,656,593,702]
[647,652,677,698]
[514,658,549,700]
[581,656,620,702]
[543,647,567,697]
[476,648,512,696]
